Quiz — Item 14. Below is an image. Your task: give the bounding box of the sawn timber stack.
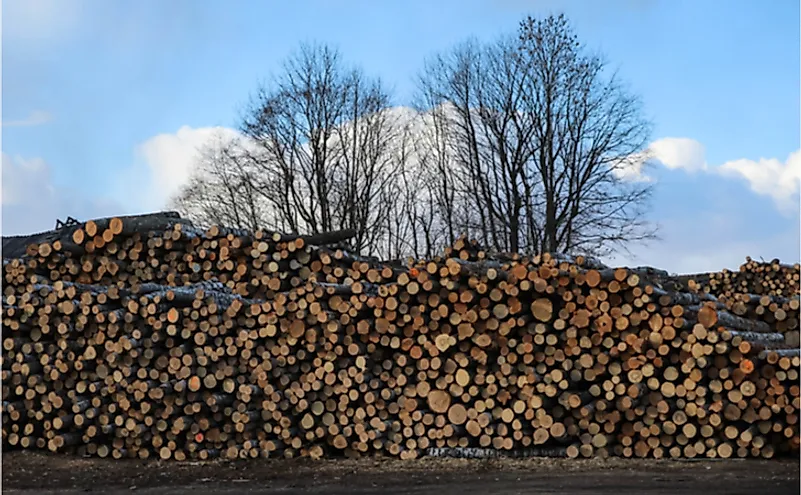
[2,213,799,461]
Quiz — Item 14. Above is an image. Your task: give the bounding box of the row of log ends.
[2,212,799,461]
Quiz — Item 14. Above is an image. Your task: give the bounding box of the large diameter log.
[108,212,192,237]
[427,390,451,414]
[685,304,771,332]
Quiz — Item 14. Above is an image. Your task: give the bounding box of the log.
[1,221,798,462]
[684,304,771,332]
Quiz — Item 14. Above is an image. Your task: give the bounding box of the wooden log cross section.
[1,214,799,461]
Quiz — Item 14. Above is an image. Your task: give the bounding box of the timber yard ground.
[1,451,799,495]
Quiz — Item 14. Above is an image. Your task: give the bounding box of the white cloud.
[121,116,800,219]
[628,137,800,212]
[5,109,794,270]
[610,150,654,182]
[649,137,708,172]
[1,110,53,127]
[2,153,126,235]
[128,126,242,212]
[717,150,800,212]
[596,137,707,184]
[118,108,420,213]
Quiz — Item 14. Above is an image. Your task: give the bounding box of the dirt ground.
[2,451,799,495]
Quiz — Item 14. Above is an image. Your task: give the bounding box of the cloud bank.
[649,137,708,172]
[717,150,800,212]
[128,126,242,211]
[2,113,797,272]
[620,137,801,212]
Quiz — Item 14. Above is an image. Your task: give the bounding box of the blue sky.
[2,0,799,273]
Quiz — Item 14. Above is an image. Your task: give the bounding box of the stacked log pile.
[679,257,800,299]
[677,258,801,348]
[2,213,799,461]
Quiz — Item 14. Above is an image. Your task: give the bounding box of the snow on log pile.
[2,212,799,460]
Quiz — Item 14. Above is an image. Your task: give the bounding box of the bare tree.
[333,81,404,254]
[171,131,266,231]
[239,42,399,256]
[383,113,425,259]
[417,37,540,253]
[519,14,655,256]
[177,16,654,259]
[415,14,655,257]
[394,110,449,259]
[411,99,459,253]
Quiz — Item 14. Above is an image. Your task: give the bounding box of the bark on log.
[685,305,771,332]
